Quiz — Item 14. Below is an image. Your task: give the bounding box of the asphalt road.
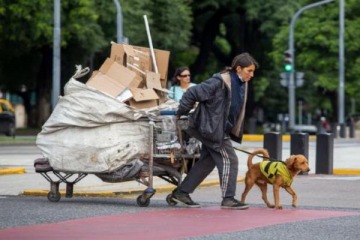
[1,175,360,239]
[1,139,360,239]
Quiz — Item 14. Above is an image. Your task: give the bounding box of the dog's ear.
[285,155,296,170]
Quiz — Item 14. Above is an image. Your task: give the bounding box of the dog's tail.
[247,149,270,169]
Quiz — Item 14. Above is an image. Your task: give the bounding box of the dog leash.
[233,146,285,163]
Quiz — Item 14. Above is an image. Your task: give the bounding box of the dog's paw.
[266,204,275,208]
[292,203,297,208]
[275,205,283,210]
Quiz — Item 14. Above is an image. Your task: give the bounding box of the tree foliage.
[0,0,193,126]
[271,0,360,121]
[0,0,360,129]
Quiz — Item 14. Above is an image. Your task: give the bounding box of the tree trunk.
[191,10,225,77]
[35,45,53,127]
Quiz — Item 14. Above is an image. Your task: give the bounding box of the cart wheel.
[47,191,61,202]
[136,195,150,207]
[166,194,177,206]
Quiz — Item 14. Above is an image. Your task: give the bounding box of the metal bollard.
[316,121,323,134]
[330,122,338,138]
[247,117,257,134]
[290,133,309,175]
[349,121,355,138]
[263,132,282,160]
[339,123,346,138]
[315,133,334,174]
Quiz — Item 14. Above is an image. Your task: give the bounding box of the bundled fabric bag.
[36,66,178,173]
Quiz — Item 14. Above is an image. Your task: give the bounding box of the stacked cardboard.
[86,43,170,109]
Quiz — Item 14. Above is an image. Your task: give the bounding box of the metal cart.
[34,115,200,207]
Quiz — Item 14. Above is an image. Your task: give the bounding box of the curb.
[333,169,360,175]
[22,176,246,198]
[242,134,316,142]
[0,167,26,175]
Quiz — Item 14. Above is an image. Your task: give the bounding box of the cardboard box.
[131,75,145,89]
[128,88,159,109]
[145,72,170,93]
[86,58,139,98]
[86,72,126,98]
[110,44,148,84]
[87,43,171,109]
[89,70,99,79]
[136,45,170,88]
[123,45,151,78]
[145,71,171,106]
[99,58,137,87]
[110,43,170,88]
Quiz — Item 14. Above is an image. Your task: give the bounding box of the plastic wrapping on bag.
[185,138,202,155]
[95,159,144,182]
[152,115,181,151]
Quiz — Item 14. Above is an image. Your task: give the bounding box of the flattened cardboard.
[89,70,99,80]
[128,98,158,109]
[98,58,113,73]
[133,45,169,80]
[86,72,126,98]
[129,75,144,88]
[123,45,150,80]
[110,44,126,66]
[130,88,159,102]
[152,48,170,88]
[128,88,159,109]
[146,72,170,93]
[99,58,136,87]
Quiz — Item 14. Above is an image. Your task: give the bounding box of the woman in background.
[168,67,196,102]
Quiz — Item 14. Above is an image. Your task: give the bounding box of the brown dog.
[240,149,310,209]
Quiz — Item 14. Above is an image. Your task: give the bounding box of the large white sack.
[36,66,178,173]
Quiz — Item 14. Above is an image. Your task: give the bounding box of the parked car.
[0,99,16,137]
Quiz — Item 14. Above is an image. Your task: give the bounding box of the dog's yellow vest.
[260,161,293,187]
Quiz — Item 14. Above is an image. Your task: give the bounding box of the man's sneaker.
[172,189,200,208]
[221,197,249,210]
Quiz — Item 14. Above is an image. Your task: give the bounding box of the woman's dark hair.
[171,66,190,86]
[231,52,259,70]
[221,52,259,72]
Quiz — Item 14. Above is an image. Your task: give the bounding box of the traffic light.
[283,50,293,72]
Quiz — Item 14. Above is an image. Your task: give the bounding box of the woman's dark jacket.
[176,72,246,151]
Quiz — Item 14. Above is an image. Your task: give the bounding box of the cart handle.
[159,110,177,116]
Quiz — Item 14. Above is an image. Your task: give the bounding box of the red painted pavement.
[1,207,359,240]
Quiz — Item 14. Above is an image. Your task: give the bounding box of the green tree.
[0,0,193,127]
[119,0,193,77]
[188,0,298,124]
[271,0,360,122]
[0,0,107,126]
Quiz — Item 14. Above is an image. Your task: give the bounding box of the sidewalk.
[0,134,296,177]
[1,134,360,198]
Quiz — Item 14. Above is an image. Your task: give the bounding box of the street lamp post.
[288,0,335,131]
[113,0,128,43]
[338,0,345,137]
[52,0,61,110]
